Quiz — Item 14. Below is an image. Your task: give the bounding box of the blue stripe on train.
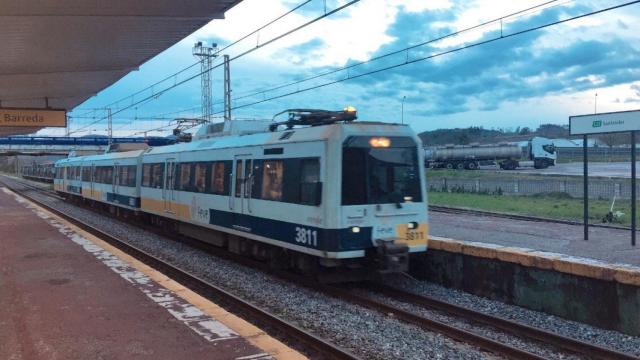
[106,193,141,208]
[208,208,372,253]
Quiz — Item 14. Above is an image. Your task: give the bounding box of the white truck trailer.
[424,137,557,170]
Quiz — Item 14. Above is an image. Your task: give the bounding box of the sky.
[61,0,640,137]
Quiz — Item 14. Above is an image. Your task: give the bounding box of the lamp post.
[401,96,406,124]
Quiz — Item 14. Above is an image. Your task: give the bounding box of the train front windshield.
[342,136,422,205]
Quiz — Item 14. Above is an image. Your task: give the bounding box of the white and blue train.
[54,109,429,276]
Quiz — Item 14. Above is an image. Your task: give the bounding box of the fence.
[429,176,635,200]
[556,147,631,162]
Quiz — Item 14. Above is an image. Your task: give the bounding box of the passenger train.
[54,108,429,277]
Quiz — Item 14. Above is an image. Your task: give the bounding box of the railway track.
[356,284,638,360]
[430,205,632,231]
[0,177,360,360]
[4,176,638,359]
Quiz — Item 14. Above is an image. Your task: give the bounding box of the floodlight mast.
[193,42,218,123]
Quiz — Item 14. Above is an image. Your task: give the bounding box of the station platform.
[0,187,301,360]
[430,210,640,266]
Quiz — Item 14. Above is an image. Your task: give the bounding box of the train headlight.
[351,226,361,233]
[344,106,357,113]
[407,222,418,230]
[369,137,391,148]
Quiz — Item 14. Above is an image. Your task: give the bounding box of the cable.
[70,0,314,124]
[84,0,567,134]
[214,0,570,106]
[70,0,361,135]
[215,0,313,55]
[213,0,640,115]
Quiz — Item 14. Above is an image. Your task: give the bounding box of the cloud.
[342,3,640,116]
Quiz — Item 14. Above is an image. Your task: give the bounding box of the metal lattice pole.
[224,55,231,121]
[193,42,218,123]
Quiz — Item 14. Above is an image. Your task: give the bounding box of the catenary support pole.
[632,131,636,246]
[224,55,231,121]
[583,134,589,241]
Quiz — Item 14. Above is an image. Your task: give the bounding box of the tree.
[598,133,628,148]
[519,127,531,135]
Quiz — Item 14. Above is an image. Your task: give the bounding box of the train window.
[342,136,422,205]
[142,164,151,187]
[119,166,127,186]
[235,160,242,197]
[209,162,224,195]
[128,165,136,187]
[244,160,252,197]
[119,165,136,187]
[261,160,283,201]
[194,163,207,193]
[151,163,164,189]
[82,167,91,181]
[300,159,321,205]
[178,163,192,191]
[104,166,113,184]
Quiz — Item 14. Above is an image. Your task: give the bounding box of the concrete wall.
[411,237,640,336]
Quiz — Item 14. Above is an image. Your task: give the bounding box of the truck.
[424,137,556,170]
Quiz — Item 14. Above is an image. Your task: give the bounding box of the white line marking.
[4,188,242,343]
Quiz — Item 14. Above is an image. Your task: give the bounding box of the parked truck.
[424,137,556,170]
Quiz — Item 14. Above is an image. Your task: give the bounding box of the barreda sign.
[0,108,67,127]
[570,109,640,135]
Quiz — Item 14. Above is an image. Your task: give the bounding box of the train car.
[54,157,84,195]
[21,161,55,182]
[55,108,428,277]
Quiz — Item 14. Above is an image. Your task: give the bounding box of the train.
[53,108,429,279]
[424,137,557,170]
[20,161,55,183]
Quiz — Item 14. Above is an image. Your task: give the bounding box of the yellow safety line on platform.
[10,188,307,360]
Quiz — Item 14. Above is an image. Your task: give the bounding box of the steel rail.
[370,284,638,360]
[6,176,636,359]
[0,177,361,360]
[430,205,631,231]
[316,284,545,360]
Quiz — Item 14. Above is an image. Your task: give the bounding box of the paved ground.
[430,210,640,266]
[512,161,640,178]
[0,188,273,360]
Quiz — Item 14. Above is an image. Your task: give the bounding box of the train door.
[232,155,253,231]
[163,158,177,213]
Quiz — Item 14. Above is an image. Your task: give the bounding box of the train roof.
[55,149,147,166]
[55,121,418,165]
[145,121,415,156]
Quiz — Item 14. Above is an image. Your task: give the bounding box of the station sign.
[570,109,640,135]
[0,108,67,128]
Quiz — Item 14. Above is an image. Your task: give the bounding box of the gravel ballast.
[5,176,640,359]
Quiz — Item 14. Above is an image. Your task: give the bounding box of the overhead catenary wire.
[69,0,353,135]
[95,0,571,130]
[71,0,313,121]
[209,0,640,117]
[212,0,571,106]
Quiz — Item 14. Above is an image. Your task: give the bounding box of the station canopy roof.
[0,0,242,136]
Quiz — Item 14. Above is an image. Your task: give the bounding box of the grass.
[425,169,578,182]
[428,191,640,226]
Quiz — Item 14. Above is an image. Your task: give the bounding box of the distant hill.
[418,124,569,146]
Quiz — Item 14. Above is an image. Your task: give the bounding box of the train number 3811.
[295,226,318,247]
